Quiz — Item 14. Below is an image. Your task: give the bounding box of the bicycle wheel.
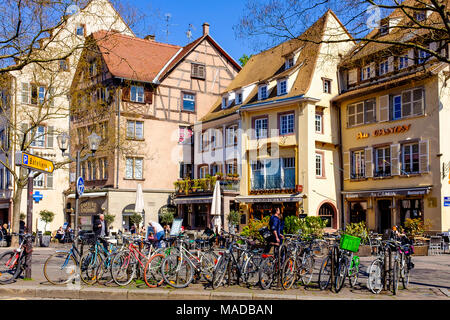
[402,258,410,289]
[259,256,275,290]
[348,262,359,288]
[318,255,332,290]
[79,250,102,285]
[43,252,77,285]
[243,256,261,287]
[392,259,399,295]
[0,251,21,284]
[312,240,328,258]
[367,259,383,294]
[161,254,193,288]
[211,256,228,289]
[96,254,114,285]
[144,254,165,288]
[281,257,296,289]
[200,253,215,283]
[299,254,314,286]
[111,251,136,286]
[334,259,347,293]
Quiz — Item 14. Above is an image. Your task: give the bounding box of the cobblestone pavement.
[0,246,448,300]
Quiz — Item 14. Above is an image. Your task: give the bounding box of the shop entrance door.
[378,200,392,234]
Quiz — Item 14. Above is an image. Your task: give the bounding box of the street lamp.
[57,132,101,240]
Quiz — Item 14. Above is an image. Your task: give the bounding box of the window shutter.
[419,140,429,173]
[379,95,389,122]
[343,151,350,181]
[390,144,400,175]
[388,56,394,72]
[369,62,376,78]
[46,173,53,189]
[348,69,357,84]
[21,83,30,104]
[365,147,373,178]
[122,87,130,102]
[429,42,438,59]
[47,126,54,148]
[408,49,415,65]
[144,87,153,104]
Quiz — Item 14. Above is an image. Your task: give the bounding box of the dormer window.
[222,97,228,109]
[414,10,426,21]
[361,66,371,81]
[236,92,243,105]
[76,24,85,37]
[379,59,389,75]
[380,23,389,35]
[399,54,409,69]
[277,79,287,96]
[285,57,295,69]
[258,85,268,100]
[418,49,431,64]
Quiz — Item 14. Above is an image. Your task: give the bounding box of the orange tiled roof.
[92,30,182,83]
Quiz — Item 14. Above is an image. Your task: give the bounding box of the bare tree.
[234,0,449,64]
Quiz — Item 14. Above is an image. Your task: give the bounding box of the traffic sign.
[15,151,54,174]
[77,177,84,196]
[32,191,43,203]
[444,197,450,207]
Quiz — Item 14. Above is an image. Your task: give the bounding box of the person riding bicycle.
[264,207,284,253]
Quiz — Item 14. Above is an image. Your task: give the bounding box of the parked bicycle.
[0,233,34,284]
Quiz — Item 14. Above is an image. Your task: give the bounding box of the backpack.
[258,227,272,241]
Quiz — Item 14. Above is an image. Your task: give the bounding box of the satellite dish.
[66,4,80,16]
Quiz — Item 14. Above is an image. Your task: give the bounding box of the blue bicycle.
[43,235,83,285]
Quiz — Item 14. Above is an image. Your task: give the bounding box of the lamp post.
[57,132,101,240]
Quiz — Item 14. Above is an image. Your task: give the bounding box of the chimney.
[202,23,210,36]
[144,34,156,41]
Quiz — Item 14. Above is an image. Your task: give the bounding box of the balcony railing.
[174,175,240,195]
[250,175,295,194]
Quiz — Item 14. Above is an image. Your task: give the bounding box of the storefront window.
[400,199,423,226]
[349,201,367,224]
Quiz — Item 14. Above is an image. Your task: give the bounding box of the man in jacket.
[93,214,108,250]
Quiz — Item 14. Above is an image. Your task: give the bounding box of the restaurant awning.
[173,196,213,205]
[235,194,304,203]
[342,186,432,199]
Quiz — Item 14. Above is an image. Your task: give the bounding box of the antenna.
[186,24,196,43]
[163,13,178,43]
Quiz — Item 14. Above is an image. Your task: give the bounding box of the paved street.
[0,245,448,300]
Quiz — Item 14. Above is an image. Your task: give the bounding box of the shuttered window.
[375,146,391,177]
[351,150,365,179]
[191,63,206,79]
[347,99,376,127]
[402,143,420,174]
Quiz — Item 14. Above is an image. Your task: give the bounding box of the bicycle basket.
[340,234,361,252]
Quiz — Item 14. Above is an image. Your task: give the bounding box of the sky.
[129,0,256,64]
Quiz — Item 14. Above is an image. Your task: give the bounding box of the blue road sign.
[33,191,43,203]
[444,197,450,207]
[23,154,28,165]
[77,177,85,196]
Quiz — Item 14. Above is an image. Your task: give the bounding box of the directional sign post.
[15,151,54,174]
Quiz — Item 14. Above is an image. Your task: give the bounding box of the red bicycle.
[0,233,34,284]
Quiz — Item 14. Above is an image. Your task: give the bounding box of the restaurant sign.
[345,187,430,199]
[357,124,411,140]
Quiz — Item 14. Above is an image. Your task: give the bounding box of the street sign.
[444,197,450,207]
[15,151,54,174]
[76,176,84,196]
[32,191,43,203]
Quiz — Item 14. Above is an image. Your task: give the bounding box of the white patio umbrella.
[135,183,145,227]
[210,180,222,233]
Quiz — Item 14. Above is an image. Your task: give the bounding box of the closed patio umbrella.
[210,181,222,233]
[135,183,145,227]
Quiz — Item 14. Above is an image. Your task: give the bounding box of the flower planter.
[412,245,429,256]
[356,244,372,257]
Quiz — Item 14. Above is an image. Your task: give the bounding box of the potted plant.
[39,210,55,247]
[215,172,224,180]
[240,216,270,246]
[404,218,431,256]
[227,210,242,233]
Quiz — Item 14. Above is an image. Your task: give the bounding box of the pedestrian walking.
[264,207,284,253]
[93,214,109,250]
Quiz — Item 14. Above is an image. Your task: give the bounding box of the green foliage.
[298,216,326,239]
[240,216,270,243]
[129,212,143,226]
[44,231,51,236]
[283,215,301,234]
[104,214,115,225]
[39,210,55,232]
[159,207,175,226]
[239,54,252,66]
[227,210,242,226]
[344,221,369,239]
[404,218,431,237]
